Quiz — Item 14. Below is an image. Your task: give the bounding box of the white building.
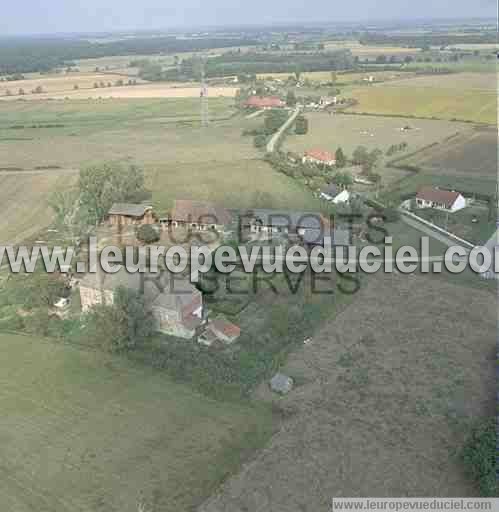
[415,187,466,213]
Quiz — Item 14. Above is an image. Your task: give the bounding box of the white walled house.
[415,187,466,213]
[302,149,336,167]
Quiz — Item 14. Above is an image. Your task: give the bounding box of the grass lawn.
[0,332,274,512]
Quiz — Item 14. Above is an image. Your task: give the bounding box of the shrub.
[137,224,160,244]
[461,418,497,497]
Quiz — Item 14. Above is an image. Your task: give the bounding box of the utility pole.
[200,57,209,127]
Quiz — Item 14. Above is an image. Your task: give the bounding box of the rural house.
[319,184,350,204]
[243,96,286,109]
[108,203,156,226]
[198,317,241,346]
[79,268,204,339]
[415,187,466,213]
[302,149,337,167]
[170,200,232,232]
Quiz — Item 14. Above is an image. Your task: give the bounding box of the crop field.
[0,332,274,512]
[257,70,416,84]
[345,72,497,124]
[0,173,74,244]
[201,272,496,510]
[0,98,317,214]
[283,113,469,156]
[0,82,239,101]
[323,40,422,57]
[0,73,145,98]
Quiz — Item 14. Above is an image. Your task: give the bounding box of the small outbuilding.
[270,373,294,395]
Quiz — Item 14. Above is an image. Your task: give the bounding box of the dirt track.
[200,272,496,510]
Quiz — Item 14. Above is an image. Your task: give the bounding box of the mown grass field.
[345,72,497,124]
[0,332,274,512]
[283,113,469,156]
[0,173,74,244]
[0,97,318,229]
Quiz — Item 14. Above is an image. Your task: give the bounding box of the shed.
[270,373,294,394]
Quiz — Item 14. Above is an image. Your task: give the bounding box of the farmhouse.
[108,203,156,226]
[302,149,337,167]
[242,209,327,236]
[319,184,350,204]
[243,96,286,109]
[198,317,241,346]
[170,200,232,231]
[415,187,466,213]
[79,268,204,339]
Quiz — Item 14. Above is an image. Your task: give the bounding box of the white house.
[319,184,350,204]
[415,187,466,213]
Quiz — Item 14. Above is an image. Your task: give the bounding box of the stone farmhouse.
[169,200,232,232]
[79,268,204,339]
[107,203,156,226]
[416,187,466,213]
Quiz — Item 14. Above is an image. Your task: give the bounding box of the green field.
[283,113,469,156]
[0,333,274,512]
[0,98,318,216]
[346,72,497,124]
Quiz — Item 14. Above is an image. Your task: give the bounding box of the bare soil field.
[0,333,273,512]
[0,83,239,101]
[200,272,496,511]
[0,173,74,244]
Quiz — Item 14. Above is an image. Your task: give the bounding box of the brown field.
[201,272,496,510]
[0,83,239,101]
[0,73,145,98]
[402,126,498,178]
[0,173,75,244]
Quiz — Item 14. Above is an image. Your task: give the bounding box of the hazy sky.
[0,1,496,35]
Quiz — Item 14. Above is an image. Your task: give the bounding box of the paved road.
[245,109,264,119]
[266,107,301,153]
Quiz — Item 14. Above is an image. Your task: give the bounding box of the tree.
[48,187,84,242]
[332,171,353,188]
[295,115,309,135]
[352,146,369,166]
[286,90,296,107]
[78,163,147,225]
[330,71,338,84]
[264,109,288,135]
[254,134,267,148]
[137,224,160,244]
[294,66,302,82]
[73,84,79,90]
[18,88,25,95]
[335,147,346,168]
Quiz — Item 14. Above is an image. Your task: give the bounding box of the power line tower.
[199,58,209,127]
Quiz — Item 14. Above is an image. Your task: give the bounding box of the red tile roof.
[416,187,461,208]
[244,96,285,108]
[305,149,336,163]
[211,318,241,338]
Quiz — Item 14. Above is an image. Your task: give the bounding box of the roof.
[108,203,152,217]
[80,267,199,312]
[305,149,336,162]
[244,96,285,108]
[171,200,232,226]
[241,209,329,230]
[416,187,462,208]
[210,317,241,339]
[270,373,293,393]
[321,184,340,197]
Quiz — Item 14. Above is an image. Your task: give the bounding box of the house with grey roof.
[107,203,156,226]
[79,267,204,339]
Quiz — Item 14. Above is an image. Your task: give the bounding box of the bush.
[295,115,309,135]
[461,418,497,497]
[137,224,160,244]
[382,207,400,223]
[254,134,267,148]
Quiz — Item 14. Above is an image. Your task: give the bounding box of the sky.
[0,0,496,36]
